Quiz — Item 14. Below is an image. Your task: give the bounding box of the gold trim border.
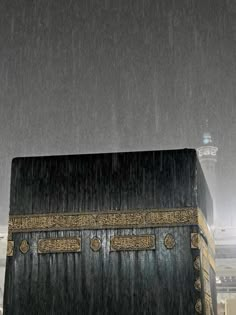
[8,207,214,253]
[9,208,198,231]
[191,233,215,272]
[7,241,14,257]
[38,237,81,254]
[200,235,216,273]
[110,235,156,251]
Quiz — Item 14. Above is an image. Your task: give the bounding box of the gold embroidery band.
[191,233,216,272]
[9,208,201,230]
[8,208,214,253]
[110,235,155,251]
[38,237,81,254]
[201,236,216,273]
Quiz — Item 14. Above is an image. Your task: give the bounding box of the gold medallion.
[191,233,200,249]
[164,234,176,249]
[195,299,202,314]
[20,240,30,254]
[193,256,201,271]
[90,237,102,252]
[194,277,201,292]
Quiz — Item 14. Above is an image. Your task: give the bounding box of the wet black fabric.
[4,149,216,315]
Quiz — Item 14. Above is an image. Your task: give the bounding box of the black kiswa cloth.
[4,149,216,315]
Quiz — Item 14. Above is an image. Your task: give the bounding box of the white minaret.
[0,225,7,312]
[197,130,218,225]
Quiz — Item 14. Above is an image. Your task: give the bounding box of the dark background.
[0,0,235,224]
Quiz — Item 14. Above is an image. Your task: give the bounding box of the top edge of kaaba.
[9,148,213,224]
[11,148,196,161]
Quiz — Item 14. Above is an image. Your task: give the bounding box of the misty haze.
[0,0,236,314]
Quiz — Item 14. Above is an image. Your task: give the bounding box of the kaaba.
[4,149,216,315]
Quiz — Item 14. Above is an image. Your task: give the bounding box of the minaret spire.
[197,121,218,225]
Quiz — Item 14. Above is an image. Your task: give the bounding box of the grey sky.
[0,0,235,224]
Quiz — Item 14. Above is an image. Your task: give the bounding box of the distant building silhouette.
[197,130,218,225]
